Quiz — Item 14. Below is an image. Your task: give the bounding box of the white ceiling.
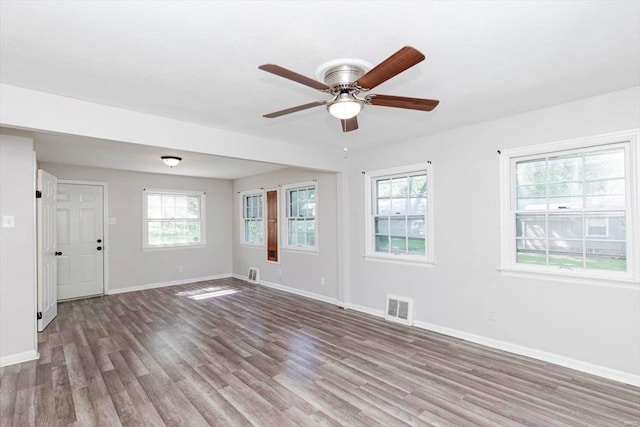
[34,132,285,180]
[1,1,639,154]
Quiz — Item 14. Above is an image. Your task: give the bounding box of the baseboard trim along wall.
[106,274,232,295]
[231,273,338,305]
[0,350,39,367]
[345,304,639,387]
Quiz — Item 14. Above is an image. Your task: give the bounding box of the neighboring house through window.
[499,130,639,283]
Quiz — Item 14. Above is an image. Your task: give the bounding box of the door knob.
[55,251,62,256]
[97,246,102,251]
[97,239,102,243]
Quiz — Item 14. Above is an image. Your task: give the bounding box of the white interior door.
[37,169,58,331]
[57,184,104,300]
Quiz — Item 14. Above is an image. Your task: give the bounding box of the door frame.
[265,187,280,264]
[57,180,110,295]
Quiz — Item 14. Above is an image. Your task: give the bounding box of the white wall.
[39,163,233,292]
[346,86,640,379]
[0,130,37,365]
[232,168,339,301]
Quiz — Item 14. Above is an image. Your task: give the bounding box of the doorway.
[56,182,107,300]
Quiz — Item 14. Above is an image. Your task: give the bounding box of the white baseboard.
[232,273,338,305]
[0,350,39,367]
[106,274,232,295]
[345,303,638,386]
[412,320,640,387]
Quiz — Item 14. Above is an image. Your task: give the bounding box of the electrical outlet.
[487,310,496,321]
[320,277,325,285]
[178,265,184,273]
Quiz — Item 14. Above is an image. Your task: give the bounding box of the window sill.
[498,266,639,289]
[281,248,320,256]
[363,254,435,267]
[142,244,206,252]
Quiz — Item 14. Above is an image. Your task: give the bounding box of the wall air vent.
[385,295,413,326]
[247,267,260,284]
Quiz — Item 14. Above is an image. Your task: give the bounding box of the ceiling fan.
[259,46,439,132]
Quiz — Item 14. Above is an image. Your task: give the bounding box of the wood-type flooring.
[1,278,638,426]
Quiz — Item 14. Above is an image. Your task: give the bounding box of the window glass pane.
[408,238,425,255]
[548,239,583,259]
[290,190,298,204]
[517,185,546,198]
[255,219,263,242]
[391,178,408,197]
[377,179,391,197]
[391,198,407,214]
[390,218,406,236]
[585,179,625,196]
[408,197,426,215]
[586,239,626,271]
[187,197,199,218]
[409,175,426,195]
[517,197,547,210]
[548,214,582,239]
[289,201,298,217]
[308,188,315,201]
[187,222,200,242]
[161,195,175,218]
[306,233,315,246]
[516,213,546,238]
[147,195,162,219]
[548,183,582,197]
[298,189,307,202]
[148,221,162,245]
[548,253,583,268]
[175,196,188,218]
[516,159,546,185]
[161,221,176,244]
[585,195,625,209]
[585,150,624,180]
[375,217,389,234]
[587,212,624,238]
[407,218,425,237]
[390,237,407,254]
[375,235,389,252]
[516,239,546,265]
[548,155,582,183]
[175,221,187,243]
[377,199,391,215]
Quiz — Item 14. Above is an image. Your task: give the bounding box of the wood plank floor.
[1,278,638,426]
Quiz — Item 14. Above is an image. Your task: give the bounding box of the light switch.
[2,215,15,228]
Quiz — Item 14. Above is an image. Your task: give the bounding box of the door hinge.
[35,190,42,199]
[37,312,42,320]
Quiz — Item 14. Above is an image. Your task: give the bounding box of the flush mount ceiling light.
[327,92,364,120]
[161,156,182,168]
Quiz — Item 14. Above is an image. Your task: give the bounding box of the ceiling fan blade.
[354,46,425,91]
[259,64,330,91]
[366,94,439,111]
[263,101,325,118]
[341,117,358,132]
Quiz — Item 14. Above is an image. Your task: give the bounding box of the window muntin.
[241,192,263,245]
[284,184,316,249]
[143,190,205,249]
[365,163,433,263]
[512,145,627,272]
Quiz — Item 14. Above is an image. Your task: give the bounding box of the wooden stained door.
[266,190,278,262]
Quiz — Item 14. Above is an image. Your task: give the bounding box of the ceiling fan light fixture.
[161,156,182,168]
[327,93,363,120]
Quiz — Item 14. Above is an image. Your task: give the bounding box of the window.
[500,130,639,283]
[240,191,264,245]
[142,189,206,249]
[365,163,434,264]
[283,182,317,251]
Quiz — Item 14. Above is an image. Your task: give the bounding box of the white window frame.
[142,188,207,251]
[239,190,264,247]
[281,181,319,253]
[364,162,435,266]
[498,129,640,286]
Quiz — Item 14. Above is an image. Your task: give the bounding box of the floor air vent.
[385,295,413,326]
[247,267,260,284]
